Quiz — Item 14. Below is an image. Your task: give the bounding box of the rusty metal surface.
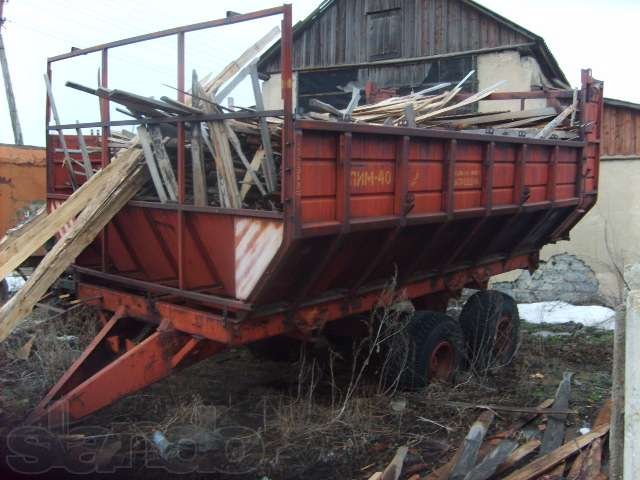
[37,5,603,426]
[0,144,46,238]
[30,305,226,425]
[50,72,602,315]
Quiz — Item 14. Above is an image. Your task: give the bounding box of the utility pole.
[0,0,24,145]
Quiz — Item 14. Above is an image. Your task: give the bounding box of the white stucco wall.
[541,158,640,302]
[491,159,640,304]
[476,51,549,112]
[261,72,298,111]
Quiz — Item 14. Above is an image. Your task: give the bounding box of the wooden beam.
[443,107,557,128]
[495,440,541,476]
[148,126,178,200]
[240,148,265,200]
[190,70,208,207]
[75,122,95,178]
[536,99,577,139]
[501,424,609,480]
[44,74,78,189]
[404,105,416,128]
[225,122,267,196]
[0,148,144,279]
[540,372,573,456]
[450,411,495,480]
[381,446,408,480]
[203,26,280,96]
[249,62,277,192]
[137,126,169,203]
[464,439,518,480]
[213,59,255,104]
[0,147,147,342]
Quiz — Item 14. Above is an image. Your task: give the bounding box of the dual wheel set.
[251,290,520,390]
[385,290,520,390]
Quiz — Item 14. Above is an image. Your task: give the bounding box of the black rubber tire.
[384,311,464,390]
[458,290,520,372]
[247,335,303,362]
[0,279,8,306]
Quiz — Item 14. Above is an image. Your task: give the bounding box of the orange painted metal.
[36,6,603,426]
[0,144,46,238]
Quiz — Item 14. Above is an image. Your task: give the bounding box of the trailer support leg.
[28,308,226,427]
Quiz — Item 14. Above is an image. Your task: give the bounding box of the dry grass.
[0,305,100,426]
[0,284,614,479]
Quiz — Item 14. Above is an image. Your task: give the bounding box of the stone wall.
[491,253,600,304]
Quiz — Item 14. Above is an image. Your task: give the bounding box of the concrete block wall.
[491,253,600,304]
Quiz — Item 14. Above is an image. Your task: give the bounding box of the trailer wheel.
[459,290,520,372]
[384,311,464,390]
[0,279,8,306]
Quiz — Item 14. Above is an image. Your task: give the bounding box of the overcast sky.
[0,0,637,146]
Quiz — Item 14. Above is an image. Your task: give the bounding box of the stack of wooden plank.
[369,375,611,480]
[0,144,148,341]
[0,28,287,340]
[306,71,581,141]
[65,26,283,211]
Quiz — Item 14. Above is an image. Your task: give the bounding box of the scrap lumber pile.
[0,145,148,341]
[65,26,283,211]
[369,375,612,480]
[306,71,581,141]
[0,28,285,340]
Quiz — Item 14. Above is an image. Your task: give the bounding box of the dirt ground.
[0,300,613,479]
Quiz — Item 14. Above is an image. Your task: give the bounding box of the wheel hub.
[428,340,455,380]
[494,313,513,359]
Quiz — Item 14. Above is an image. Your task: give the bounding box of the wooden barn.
[602,98,640,160]
[259,0,568,111]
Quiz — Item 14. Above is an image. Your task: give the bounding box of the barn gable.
[259,0,566,86]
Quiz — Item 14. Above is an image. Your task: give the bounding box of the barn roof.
[259,0,569,86]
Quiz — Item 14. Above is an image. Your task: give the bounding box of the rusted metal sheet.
[0,144,46,238]
[234,217,283,300]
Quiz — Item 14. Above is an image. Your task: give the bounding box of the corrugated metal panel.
[602,104,640,157]
[263,0,531,73]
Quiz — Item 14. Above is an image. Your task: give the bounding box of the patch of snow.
[531,330,571,338]
[5,276,25,293]
[518,301,615,331]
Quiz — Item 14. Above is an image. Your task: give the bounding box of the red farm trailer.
[30,5,603,426]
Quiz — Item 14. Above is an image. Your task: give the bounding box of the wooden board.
[501,424,609,480]
[190,70,208,207]
[450,411,495,480]
[0,147,147,342]
[540,372,573,456]
[463,439,517,480]
[0,148,142,279]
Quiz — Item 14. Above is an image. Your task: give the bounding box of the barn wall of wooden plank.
[601,101,640,158]
[261,0,531,74]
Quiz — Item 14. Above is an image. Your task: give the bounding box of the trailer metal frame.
[33,4,603,426]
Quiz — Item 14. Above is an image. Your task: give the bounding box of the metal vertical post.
[100,49,110,272]
[177,32,186,289]
[45,62,53,196]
